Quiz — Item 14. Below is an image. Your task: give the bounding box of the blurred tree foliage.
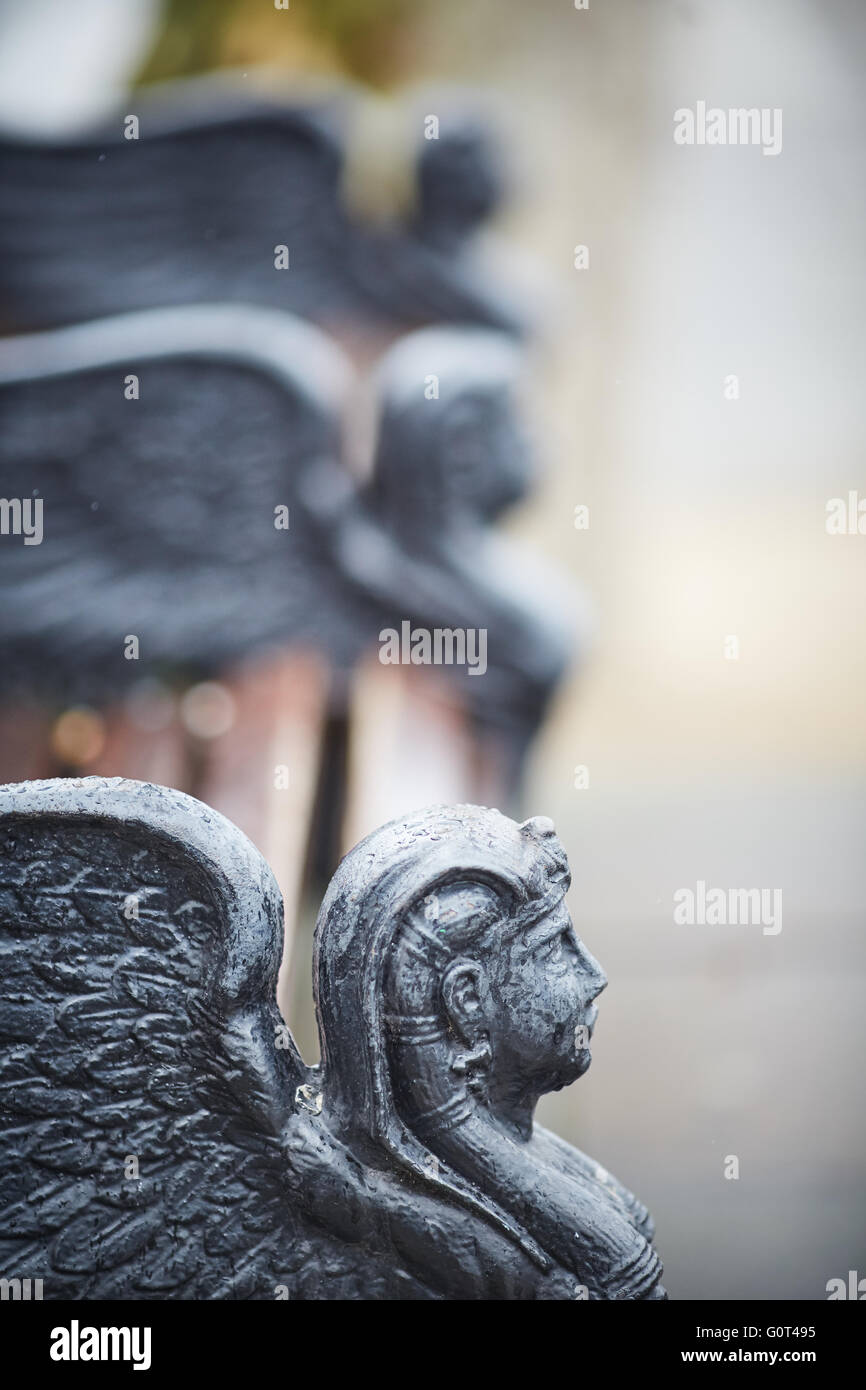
[137,0,417,88]
[305,0,414,82]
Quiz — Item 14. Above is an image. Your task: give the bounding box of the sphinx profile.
[0,779,664,1300]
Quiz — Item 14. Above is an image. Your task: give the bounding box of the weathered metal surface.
[0,778,665,1299]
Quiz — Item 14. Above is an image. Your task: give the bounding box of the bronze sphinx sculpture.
[0,778,664,1299]
[0,312,578,779]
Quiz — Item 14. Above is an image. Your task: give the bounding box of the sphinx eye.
[538,931,565,964]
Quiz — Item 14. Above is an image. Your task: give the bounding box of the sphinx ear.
[441,960,488,1042]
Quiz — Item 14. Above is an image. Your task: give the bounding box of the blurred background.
[1,0,863,1300]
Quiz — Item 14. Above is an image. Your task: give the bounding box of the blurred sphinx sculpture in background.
[311,325,582,769]
[0,779,665,1299]
[0,308,582,785]
[0,75,527,341]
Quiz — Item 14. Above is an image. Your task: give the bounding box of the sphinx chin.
[566,1046,593,1083]
[545,1054,588,1093]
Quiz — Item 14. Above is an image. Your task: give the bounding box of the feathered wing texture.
[0,777,318,1298]
[0,305,387,703]
[0,779,583,1301]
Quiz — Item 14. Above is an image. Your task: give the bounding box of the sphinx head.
[366,329,532,540]
[313,805,606,1152]
[401,871,607,1126]
[413,112,505,252]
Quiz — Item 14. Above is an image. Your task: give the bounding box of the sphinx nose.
[591,966,608,999]
[579,943,607,998]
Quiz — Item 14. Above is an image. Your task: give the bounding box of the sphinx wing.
[0,95,347,331]
[0,777,316,1299]
[0,305,369,703]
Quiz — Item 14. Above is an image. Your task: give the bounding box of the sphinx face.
[417,125,504,247]
[439,388,532,521]
[486,899,608,1098]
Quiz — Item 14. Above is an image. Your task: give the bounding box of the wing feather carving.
[0,781,664,1298]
